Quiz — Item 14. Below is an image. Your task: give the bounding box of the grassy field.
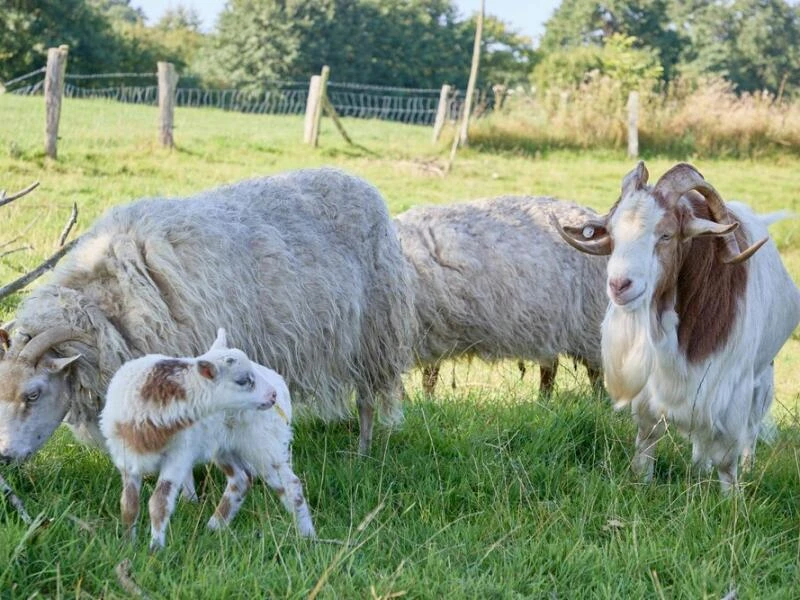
[0,94,799,598]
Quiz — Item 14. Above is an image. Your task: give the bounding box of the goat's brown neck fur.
[654,197,748,364]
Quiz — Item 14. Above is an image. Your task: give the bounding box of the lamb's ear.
[197,360,217,381]
[208,328,228,352]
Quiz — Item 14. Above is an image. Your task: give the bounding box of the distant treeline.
[2,0,798,97]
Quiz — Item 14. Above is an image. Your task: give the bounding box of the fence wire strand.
[6,70,461,125]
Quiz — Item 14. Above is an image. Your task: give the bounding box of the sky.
[132,0,562,46]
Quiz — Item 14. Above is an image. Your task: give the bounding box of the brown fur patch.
[220,463,235,478]
[150,480,173,530]
[652,194,748,363]
[139,359,189,405]
[115,418,195,454]
[121,481,140,529]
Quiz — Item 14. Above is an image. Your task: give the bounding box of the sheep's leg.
[422,364,440,396]
[717,458,739,495]
[263,460,316,538]
[120,471,142,540]
[517,360,527,380]
[580,358,603,391]
[356,393,374,455]
[181,471,199,503]
[539,359,559,397]
[631,414,666,482]
[207,457,251,531]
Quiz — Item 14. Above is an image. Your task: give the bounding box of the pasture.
[0,94,799,598]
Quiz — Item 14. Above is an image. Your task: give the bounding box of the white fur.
[100,329,315,550]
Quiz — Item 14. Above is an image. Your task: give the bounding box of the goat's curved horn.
[654,163,768,264]
[18,327,85,366]
[550,213,613,256]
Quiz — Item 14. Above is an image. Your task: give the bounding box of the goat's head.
[0,327,84,462]
[552,162,767,311]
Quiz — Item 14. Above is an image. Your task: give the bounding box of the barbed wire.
[6,70,463,126]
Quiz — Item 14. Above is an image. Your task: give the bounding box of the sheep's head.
[0,327,83,462]
[552,162,767,311]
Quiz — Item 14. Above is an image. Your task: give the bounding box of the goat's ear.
[683,217,738,239]
[208,328,228,352]
[197,360,217,381]
[621,161,649,197]
[43,354,81,373]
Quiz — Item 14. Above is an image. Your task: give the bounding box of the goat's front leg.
[181,471,199,503]
[631,409,666,483]
[263,457,316,538]
[120,470,142,540]
[207,454,251,531]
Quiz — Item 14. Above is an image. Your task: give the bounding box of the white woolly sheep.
[100,328,315,550]
[395,196,608,396]
[553,162,800,491]
[0,168,413,462]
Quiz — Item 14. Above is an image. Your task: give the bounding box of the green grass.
[1,94,799,598]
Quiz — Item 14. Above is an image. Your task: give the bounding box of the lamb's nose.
[609,277,632,296]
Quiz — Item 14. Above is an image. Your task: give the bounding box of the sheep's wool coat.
[12,168,413,447]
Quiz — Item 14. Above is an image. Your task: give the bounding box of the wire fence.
[4,69,465,125]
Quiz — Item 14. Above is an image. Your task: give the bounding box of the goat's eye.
[224,357,235,366]
[24,389,40,403]
[235,374,254,389]
[659,233,673,242]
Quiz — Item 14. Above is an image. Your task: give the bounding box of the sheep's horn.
[18,327,86,366]
[654,163,766,264]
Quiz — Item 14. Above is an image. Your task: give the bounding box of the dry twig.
[115,559,149,599]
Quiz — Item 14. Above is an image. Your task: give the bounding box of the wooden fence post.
[312,66,330,147]
[627,90,639,159]
[44,45,69,159]
[432,84,452,143]
[158,61,178,148]
[457,0,484,147]
[303,75,322,144]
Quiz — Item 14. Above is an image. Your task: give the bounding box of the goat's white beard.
[601,300,654,409]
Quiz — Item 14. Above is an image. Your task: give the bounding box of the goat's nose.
[609,277,633,296]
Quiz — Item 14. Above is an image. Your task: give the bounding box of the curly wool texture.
[12,168,414,442]
[396,196,608,375]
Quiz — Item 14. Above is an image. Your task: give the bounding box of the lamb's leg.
[631,411,666,482]
[539,359,559,397]
[181,471,198,503]
[148,460,189,551]
[422,363,440,396]
[207,456,251,530]
[263,460,316,538]
[120,471,142,540]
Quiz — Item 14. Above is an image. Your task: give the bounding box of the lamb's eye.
[224,357,235,366]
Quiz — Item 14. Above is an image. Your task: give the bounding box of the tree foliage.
[539,0,800,94]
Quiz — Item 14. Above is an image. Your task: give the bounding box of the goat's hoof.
[207,516,224,531]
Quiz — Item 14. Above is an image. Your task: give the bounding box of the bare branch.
[57,202,78,247]
[0,181,40,210]
[0,237,79,300]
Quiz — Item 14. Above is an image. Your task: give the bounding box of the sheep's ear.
[42,354,81,373]
[208,328,228,352]
[197,360,217,381]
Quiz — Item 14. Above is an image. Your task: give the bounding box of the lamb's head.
[197,328,277,412]
[552,162,768,311]
[0,327,84,462]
